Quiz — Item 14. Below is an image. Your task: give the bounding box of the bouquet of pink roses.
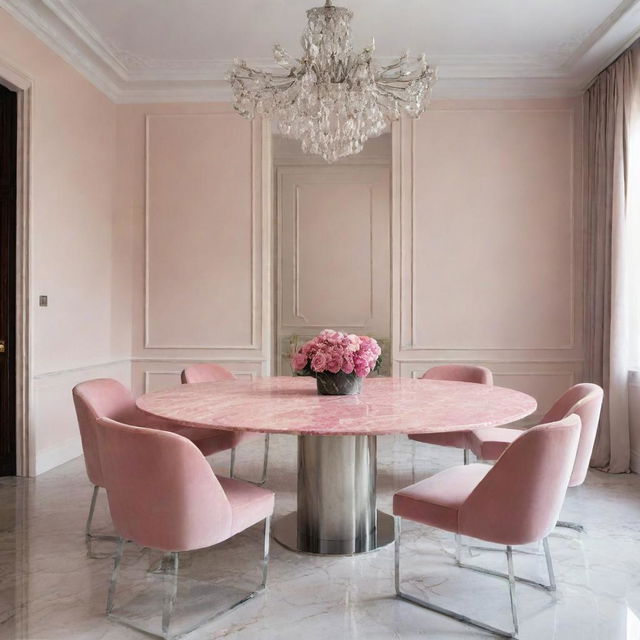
[292,329,382,378]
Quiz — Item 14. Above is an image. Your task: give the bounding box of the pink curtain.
[584,42,640,473]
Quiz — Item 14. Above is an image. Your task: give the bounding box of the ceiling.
[2,0,640,102]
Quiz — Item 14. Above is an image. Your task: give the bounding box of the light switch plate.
[39,295,48,307]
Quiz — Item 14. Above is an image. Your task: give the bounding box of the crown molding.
[566,0,640,89]
[0,0,122,100]
[42,0,129,79]
[1,0,639,103]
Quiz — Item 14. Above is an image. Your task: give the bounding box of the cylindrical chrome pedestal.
[273,435,394,555]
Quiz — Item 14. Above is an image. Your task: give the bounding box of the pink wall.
[0,9,128,474]
[116,104,271,396]
[394,98,584,421]
[0,5,588,473]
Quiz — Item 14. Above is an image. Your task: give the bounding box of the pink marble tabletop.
[136,376,536,437]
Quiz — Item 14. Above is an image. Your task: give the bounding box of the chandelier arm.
[377,59,410,73]
[232,65,294,80]
[376,72,430,83]
[228,0,436,162]
[376,74,433,89]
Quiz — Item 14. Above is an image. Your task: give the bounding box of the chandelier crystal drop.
[228,0,436,162]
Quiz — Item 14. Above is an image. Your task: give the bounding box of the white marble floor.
[1,434,640,640]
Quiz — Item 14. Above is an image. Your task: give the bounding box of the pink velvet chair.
[394,415,580,638]
[72,378,255,548]
[409,364,494,465]
[468,383,604,532]
[96,417,274,639]
[181,364,270,485]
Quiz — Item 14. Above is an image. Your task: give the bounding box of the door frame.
[0,57,32,477]
[271,136,394,376]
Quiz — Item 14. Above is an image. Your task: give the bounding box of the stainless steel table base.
[273,434,394,555]
[273,509,395,556]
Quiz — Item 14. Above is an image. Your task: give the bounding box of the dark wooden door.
[0,84,17,476]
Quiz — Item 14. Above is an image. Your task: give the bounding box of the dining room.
[1,1,640,639]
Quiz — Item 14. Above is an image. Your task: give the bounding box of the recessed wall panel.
[145,114,254,348]
[412,108,574,350]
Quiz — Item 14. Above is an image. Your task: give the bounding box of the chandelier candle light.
[292,329,382,395]
[228,0,436,162]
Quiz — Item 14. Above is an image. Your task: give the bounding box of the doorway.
[273,133,392,375]
[0,82,17,476]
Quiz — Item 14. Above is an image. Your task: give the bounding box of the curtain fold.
[584,41,640,473]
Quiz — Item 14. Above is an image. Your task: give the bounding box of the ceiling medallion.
[228,0,436,162]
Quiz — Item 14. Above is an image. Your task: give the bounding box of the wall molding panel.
[392,99,584,409]
[275,163,392,373]
[408,105,577,353]
[32,360,131,475]
[144,113,263,351]
[283,177,378,330]
[140,110,272,379]
[136,359,261,396]
[401,360,580,418]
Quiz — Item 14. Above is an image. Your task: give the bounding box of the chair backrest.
[421,364,493,386]
[72,378,139,487]
[542,383,604,487]
[181,363,236,384]
[96,418,233,552]
[460,415,580,546]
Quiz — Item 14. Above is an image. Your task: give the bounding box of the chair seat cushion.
[218,477,275,536]
[409,430,472,450]
[393,464,491,533]
[468,427,524,461]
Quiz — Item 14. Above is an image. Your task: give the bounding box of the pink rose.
[341,353,355,374]
[311,351,328,372]
[354,355,371,377]
[326,348,343,373]
[292,352,308,371]
[301,331,379,377]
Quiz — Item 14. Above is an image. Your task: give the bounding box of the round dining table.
[137,376,536,556]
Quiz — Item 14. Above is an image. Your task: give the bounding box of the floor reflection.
[1,435,639,639]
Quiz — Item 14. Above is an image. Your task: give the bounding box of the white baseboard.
[34,436,83,476]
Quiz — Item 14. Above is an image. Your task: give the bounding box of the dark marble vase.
[315,371,363,396]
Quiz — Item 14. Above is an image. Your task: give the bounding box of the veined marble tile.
[0,434,639,639]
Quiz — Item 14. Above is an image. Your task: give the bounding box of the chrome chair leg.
[229,448,236,478]
[258,435,270,486]
[161,552,179,638]
[106,538,125,615]
[173,516,272,634]
[458,536,557,592]
[85,486,119,556]
[556,520,585,534]
[394,517,401,595]
[228,435,270,486]
[465,540,543,558]
[463,448,470,465]
[106,518,271,640]
[395,516,518,638]
[542,538,556,592]
[506,547,519,637]
[261,515,271,589]
[86,485,99,542]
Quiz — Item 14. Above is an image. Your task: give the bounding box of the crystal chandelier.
[228,0,436,163]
